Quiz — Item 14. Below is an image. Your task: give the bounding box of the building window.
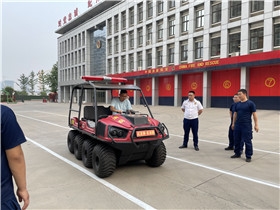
[169,0,175,9]
[114,15,119,33]
[114,57,119,73]
[250,0,264,13]
[274,24,280,47]
[129,54,134,71]
[168,45,174,64]
[229,1,241,18]
[181,11,189,33]
[275,1,280,6]
[157,47,163,66]
[114,36,119,53]
[212,1,221,24]
[147,1,153,19]
[138,3,143,23]
[157,21,163,40]
[180,41,188,61]
[250,26,263,50]
[146,24,152,45]
[137,52,142,70]
[168,16,175,37]
[108,39,112,55]
[108,59,112,74]
[196,5,204,28]
[121,11,126,30]
[129,31,134,49]
[129,7,134,26]
[147,50,152,67]
[195,37,203,59]
[211,36,220,56]
[121,56,126,72]
[229,31,240,54]
[157,0,164,14]
[121,34,126,51]
[137,28,143,46]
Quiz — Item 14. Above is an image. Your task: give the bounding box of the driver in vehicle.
[110,90,133,114]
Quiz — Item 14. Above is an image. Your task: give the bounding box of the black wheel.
[92,144,116,178]
[82,140,96,168]
[73,134,85,160]
[145,142,166,167]
[67,130,79,154]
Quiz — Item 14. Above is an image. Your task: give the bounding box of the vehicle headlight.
[109,127,127,138]
[158,123,165,132]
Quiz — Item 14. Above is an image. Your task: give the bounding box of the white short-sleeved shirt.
[181,99,203,119]
[111,98,132,114]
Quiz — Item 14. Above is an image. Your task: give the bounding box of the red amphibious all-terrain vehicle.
[67,76,169,178]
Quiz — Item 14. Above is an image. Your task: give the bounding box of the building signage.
[58,0,105,27]
[58,8,78,27]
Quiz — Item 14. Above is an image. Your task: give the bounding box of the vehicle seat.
[84,106,112,121]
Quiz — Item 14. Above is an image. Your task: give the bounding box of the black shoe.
[179,145,187,149]
[246,157,251,162]
[231,154,241,158]
[194,146,199,151]
[225,146,234,150]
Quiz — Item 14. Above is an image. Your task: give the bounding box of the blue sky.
[1,0,89,85]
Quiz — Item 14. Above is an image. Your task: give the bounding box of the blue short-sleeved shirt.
[235,100,256,125]
[1,105,26,203]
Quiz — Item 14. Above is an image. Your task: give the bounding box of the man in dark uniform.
[1,105,30,210]
[225,94,240,150]
[231,89,259,162]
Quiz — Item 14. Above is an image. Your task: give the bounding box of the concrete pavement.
[4,101,280,209]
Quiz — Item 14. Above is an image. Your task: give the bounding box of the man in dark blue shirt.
[230,89,259,162]
[1,105,30,209]
[225,94,240,150]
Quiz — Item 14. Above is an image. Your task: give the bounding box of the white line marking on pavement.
[17,114,69,130]
[170,134,280,155]
[26,137,156,210]
[167,155,280,189]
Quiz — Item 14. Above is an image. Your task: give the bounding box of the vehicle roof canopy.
[73,82,141,91]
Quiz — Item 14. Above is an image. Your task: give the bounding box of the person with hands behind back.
[110,90,133,114]
[1,104,30,210]
[231,89,259,162]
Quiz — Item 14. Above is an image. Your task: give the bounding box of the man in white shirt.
[179,91,203,151]
[110,90,133,114]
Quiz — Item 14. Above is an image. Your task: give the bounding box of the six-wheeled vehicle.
[67,76,169,178]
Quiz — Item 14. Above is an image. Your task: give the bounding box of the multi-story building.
[55,0,280,110]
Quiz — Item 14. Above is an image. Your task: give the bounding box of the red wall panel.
[140,78,152,97]
[211,69,240,96]
[181,73,203,97]
[159,76,174,97]
[249,65,280,96]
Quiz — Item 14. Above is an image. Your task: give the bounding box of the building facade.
[56,0,280,110]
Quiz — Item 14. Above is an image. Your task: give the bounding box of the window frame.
[229,1,241,18]
[196,6,204,28]
[195,38,203,59]
[250,27,264,50]
[211,2,221,24]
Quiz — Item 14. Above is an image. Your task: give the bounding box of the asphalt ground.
[4,101,280,209]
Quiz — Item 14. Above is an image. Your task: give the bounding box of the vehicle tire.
[67,130,79,154]
[92,144,116,178]
[145,142,166,167]
[74,134,84,160]
[82,140,96,168]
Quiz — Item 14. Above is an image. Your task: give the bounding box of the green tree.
[16,73,29,95]
[28,70,37,95]
[46,63,58,93]
[37,70,48,96]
